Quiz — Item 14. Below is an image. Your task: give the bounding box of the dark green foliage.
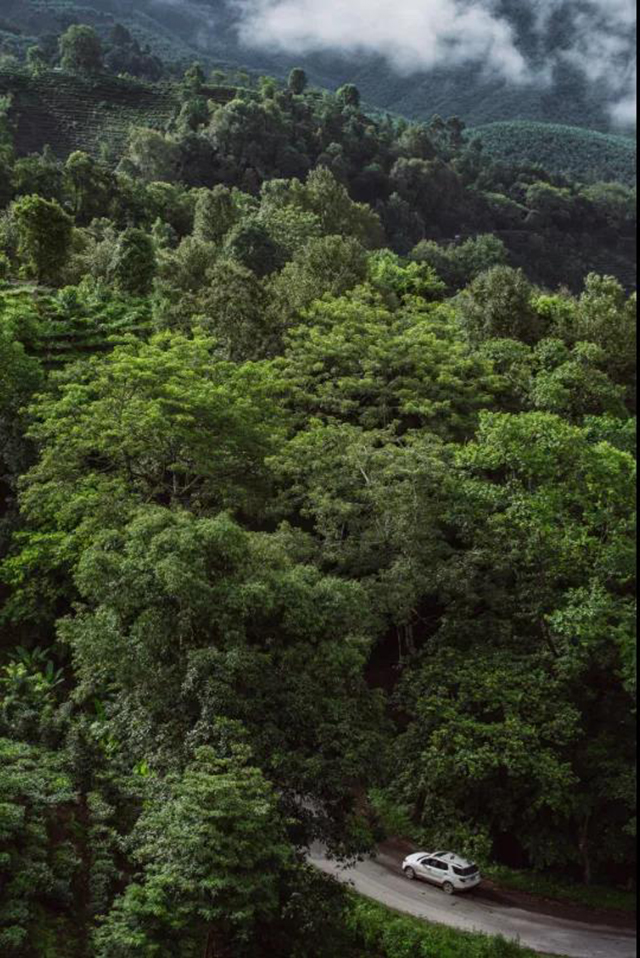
[412,234,508,291]
[94,745,292,957]
[9,193,73,283]
[225,217,282,277]
[0,738,78,957]
[288,68,308,95]
[0,19,636,958]
[472,122,637,187]
[110,228,156,295]
[456,267,543,344]
[59,24,103,75]
[337,84,361,109]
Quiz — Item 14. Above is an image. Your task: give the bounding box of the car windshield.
[453,864,478,877]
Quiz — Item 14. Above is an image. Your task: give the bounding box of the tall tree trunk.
[579,813,592,886]
[204,929,235,958]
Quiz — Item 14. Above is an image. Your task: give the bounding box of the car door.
[421,858,443,886]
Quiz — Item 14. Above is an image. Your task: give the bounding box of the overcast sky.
[234,0,636,124]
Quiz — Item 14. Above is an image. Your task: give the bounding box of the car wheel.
[404,867,416,881]
[443,881,455,896]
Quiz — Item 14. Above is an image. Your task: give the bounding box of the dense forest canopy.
[0,19,637,958]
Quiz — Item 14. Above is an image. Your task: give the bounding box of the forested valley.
[0,23,637,958]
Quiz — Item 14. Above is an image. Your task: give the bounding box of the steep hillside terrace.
[0,68,236,160]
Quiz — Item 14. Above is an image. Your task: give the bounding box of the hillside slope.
[471,122,637,186]
[0,68,234,160]
[2,0,636,132]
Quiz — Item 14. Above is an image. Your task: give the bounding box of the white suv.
[402,851,481,894]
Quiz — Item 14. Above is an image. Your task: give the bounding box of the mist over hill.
[2,0,636,130]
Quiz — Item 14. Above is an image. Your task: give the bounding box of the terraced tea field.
[0,68,235,161]
[0,284,154,371]
[471,121,637,186]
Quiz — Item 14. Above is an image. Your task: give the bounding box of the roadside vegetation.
[485,867,637,914]
[346,898,542,958]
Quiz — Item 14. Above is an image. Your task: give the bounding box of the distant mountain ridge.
[2,0,636,133]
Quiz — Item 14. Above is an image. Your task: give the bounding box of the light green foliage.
[278,289,499,437]
[368,249,446,302]
[529,339,628,420]
[20,332,282,528]
[348,897,535,958]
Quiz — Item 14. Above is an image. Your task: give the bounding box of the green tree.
[457,266,544,344]
[94,745,292,957]
[198,258,272,360]
[337,84,361,109]
[412,234,508,291]
[269,235,368,326]
[26,45,47,77]
[59,24,103,74]
[407,411,637,878]
[57,507,386,845]
[395,647,580,866]
[110,228,156,296]
[0,738,78,956]
[183,61,206,94]
[224,217,281,277]
[288,68,308,95]
[121,127,180,183]
[193,185,240,245]
[64,151,113,223]
[10,194,73,284]
[294,167,384,248]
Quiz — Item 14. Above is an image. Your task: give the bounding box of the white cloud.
[235,0,531,82]
[235,0,637,124]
